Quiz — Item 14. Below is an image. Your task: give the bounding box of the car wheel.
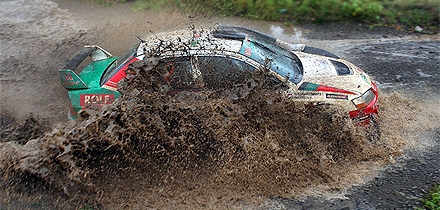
[303,46,340,59]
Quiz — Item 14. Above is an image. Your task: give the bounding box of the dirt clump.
[0,114,49,144]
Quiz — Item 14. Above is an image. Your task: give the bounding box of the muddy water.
[0,58,401,209]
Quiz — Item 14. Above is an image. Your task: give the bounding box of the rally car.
[59,25,378,125]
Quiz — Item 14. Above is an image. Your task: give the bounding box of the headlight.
[352,88,375,109]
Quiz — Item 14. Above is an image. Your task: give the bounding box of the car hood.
[296,52,373,96]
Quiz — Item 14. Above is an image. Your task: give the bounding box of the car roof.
[141,28,243,57]
[135,26,303,84]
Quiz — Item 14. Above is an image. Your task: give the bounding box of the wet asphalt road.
[350,40,440,94]
[271,39,440,210]
[278,132,440,210]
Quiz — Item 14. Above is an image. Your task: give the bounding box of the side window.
[197,56,256,89]
[155,57,192,90]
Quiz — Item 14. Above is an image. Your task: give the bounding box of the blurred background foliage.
[91,0,439,33]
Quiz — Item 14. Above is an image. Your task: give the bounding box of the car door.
[154,54,281,92]
[194,55,257,89]
[154,56,194,91]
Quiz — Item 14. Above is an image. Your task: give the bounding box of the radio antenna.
[135,35,146,43]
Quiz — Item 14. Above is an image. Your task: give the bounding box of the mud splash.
[1,0,438,208]
[0,56,401,208]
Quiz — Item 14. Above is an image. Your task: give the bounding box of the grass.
[88,0,439,33]
[418,184,440,210]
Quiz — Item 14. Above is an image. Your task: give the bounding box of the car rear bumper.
[68,104,78,120]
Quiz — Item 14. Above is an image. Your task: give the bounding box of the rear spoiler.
[59,69,88,90]
[58,45,112,90]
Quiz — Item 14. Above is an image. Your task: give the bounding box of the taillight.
[352,88,375,109]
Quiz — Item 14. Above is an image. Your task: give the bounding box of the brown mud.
[1,58,402,209]
[0,0,439,209]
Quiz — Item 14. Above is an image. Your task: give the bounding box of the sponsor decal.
[62,73,80,86]
[80,94,114,108]
[62,81,79,86]
[361,73,368,83]
[244,48,252,56]
[285,90,322,99]
[240,38,255,58]
[326,93,348,100]
[299,82,320,91]
[190,40,199,47]
[190,31,201,47]
[299,82,355,94]
[66,73,73,81]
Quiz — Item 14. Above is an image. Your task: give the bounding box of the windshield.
[100,45,138,85]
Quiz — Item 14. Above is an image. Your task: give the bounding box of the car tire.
[303,46,340,59]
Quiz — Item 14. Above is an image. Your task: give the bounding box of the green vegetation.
[92,0,439,33]
[418,184,440,210]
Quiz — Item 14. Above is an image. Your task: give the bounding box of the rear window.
[330,60,351,75]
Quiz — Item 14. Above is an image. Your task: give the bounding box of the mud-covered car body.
[59,26,378,123]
